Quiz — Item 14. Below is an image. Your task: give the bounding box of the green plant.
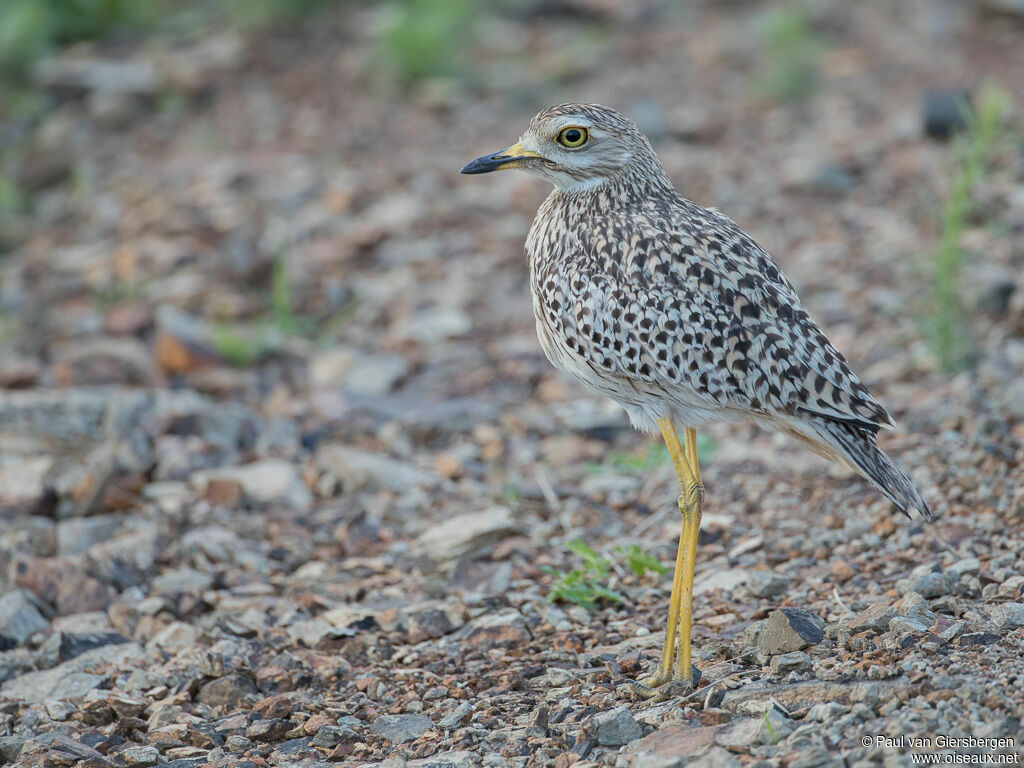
[374,0,480,86]
[543,539,622,611]
[587,435,716,475]
[751,5,823,103]
[926,85,1015,372]
[0,0,161,79]
[219,0,332,30]
[618,544,668,579]
[212,324,269,366]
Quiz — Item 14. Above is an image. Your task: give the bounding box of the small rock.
[0,590,49,647]
[689,747,742,768]
[317,444,438,493]
[56,515,122,556]
[746,570,791,599]
[769,650,812,676]
[594,706,643,747]
[922,88,973,139]
[151,567,213,598]
[806,702,848,722]
[986,602,1024,630]
[197,674,258,709]
[147,621,203,654]
[247,718,292,742]
[900,566,953,599]
[948,557,980,580]
[309,347,408,395]
[830,559,856,582]
[44,698,76,721]
[371,713,434,744]
[759,705,796,745]
[191,460,312,512]
[848,602,896,634]
[121,745,160,767]
[460,610,532,649]
[311,724,358,748]
[437,701,474,729]
[757,608,824,655]
[414,508,523,566]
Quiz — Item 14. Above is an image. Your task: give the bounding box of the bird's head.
[460,103,663,193]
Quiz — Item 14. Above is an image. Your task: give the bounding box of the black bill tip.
[460,152,514,175]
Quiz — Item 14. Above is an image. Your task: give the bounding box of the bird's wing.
[566,204,894,431]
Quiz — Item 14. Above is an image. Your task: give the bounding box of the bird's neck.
[553,158,675,211]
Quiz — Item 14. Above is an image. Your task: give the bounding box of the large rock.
[197,675,259,709]
[0,590,49,648]
[594,706,643,746]
[756,608,824,655]
[624,723,719,767]
[847,602,896,634]
[414,508,523,566]
[317,444,438,493]
[371,713,434,744]
[0,642,144,703]
[191,460,311,511]
[986,602,1024,630]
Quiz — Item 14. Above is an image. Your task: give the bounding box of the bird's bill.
[460,142,542,174]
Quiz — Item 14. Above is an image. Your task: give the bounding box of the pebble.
[757,608,825,655]
[371,713,434,744]
[769,650,812,676]
[0,590,49,646]
[594,706,643,746]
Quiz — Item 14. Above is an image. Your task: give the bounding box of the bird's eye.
[556,126,589,148]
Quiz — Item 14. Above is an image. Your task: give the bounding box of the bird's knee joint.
[677,482,704,515]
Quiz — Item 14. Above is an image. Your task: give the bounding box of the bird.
[460,103,930,698]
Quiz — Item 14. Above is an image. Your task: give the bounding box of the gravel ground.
[1,1,1023,766]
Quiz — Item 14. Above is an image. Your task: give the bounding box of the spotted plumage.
[465,103,929,519]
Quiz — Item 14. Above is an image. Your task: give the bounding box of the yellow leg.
[633,420,704,699]
[675,426,703,685]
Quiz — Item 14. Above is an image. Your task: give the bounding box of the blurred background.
[1,0,1024,764]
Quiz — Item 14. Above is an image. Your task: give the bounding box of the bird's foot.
[629,666,701,702]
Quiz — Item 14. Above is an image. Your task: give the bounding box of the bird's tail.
[788,415,931,520]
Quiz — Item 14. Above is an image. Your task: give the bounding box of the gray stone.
[414,508,523,566]
[0,735,27,763]
[0,640,144,701]
[121,745,160,767]
[317,444,439,493]
[371,713,435,743]
[0,590,49,647]
[152,568,213,597]
[899,566,954,599]
[246,718,291,742]
[847,602,896,634]
[147,621,204,654]
[309,347,409,395]
[746,570,791,599]
[769,650,812,676]
[311,724,358,748]
[806,702,848,722]
[594,705,643,746]
[948,557,980,579]
[759,705,796,744]
[689,747,742,768]
[191,460,311,511]
[437,701,474,729]
[757,608,824,655]
[986,602,1024,630]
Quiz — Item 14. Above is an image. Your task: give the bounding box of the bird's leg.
[632,420,703,700]
[674,426,704,687]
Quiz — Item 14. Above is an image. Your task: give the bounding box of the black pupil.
[565,129,581,143]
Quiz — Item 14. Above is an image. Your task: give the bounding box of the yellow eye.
[556,126,589,148]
